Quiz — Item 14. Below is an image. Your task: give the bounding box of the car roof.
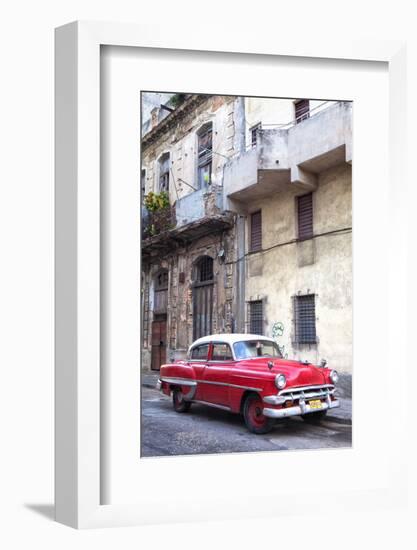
[188,333,276,350]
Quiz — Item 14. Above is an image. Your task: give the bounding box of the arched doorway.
[192,256,214,340]
[151,269,168,371]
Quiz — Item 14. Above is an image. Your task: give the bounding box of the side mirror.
[320,358,327,368]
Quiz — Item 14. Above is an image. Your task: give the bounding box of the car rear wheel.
[172,388,192,413]
[301,410,327,423]
[243,393,274,434]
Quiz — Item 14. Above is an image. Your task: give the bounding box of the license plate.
[309,399,322,410]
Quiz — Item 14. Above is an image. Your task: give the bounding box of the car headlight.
[275,374,286,389]
[330,370,339,384]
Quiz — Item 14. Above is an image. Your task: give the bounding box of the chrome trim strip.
[195,379,262,392]
[160,376,261,393]
[160,376,197,387]
[191,400,231,411]
[263,399,340,419]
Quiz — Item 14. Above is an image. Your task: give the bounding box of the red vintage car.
[157,334,340,434]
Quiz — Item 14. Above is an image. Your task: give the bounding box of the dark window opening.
[249,300,263,335]
[141,168,146,198]
[297,192,313,240]
[250,210,262,252]
[196,256,214,283]
[159,153,170,193]
[294,294,316,344]
[155,270,168,290]
[198,123,213,187]
[250,123,262,147]
[295,99,310,123]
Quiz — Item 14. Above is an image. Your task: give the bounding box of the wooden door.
[151,316,167,371]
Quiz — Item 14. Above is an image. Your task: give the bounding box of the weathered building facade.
[141,94,352,387]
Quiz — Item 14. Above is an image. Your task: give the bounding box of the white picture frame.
[55,21,407,529]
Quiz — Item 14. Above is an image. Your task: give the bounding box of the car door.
[201,342,234,407]
[187,343,210,401]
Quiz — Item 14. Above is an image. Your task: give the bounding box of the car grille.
[278,384,335,402]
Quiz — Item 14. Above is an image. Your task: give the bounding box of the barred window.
[249,300,263,335]
[250,123,261,147]
[196,256,213,283]
[294,294,316,344]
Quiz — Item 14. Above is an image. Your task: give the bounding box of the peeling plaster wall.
[141,226,236,370]
[244,163,352,374]
[142,95,242,204]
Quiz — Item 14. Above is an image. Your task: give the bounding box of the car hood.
[235,357,327,387]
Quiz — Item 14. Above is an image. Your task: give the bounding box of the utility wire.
[225,226,352,266]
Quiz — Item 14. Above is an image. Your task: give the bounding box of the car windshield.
[233,340,282,360]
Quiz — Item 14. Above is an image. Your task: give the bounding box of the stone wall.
[141,224,236,370]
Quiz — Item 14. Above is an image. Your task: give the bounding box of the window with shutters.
[295,99,310,123]
[197,122,213,188]
[297,193,313,240]
[158,153,170,193]
[250,210,262,252]
[248,300,263,335]
[192,256,214,340]
[154,270,168,314]
[294,294,317,344]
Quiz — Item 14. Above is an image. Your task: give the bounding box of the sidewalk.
[141,372,352,425]
[141,373,160,389]
[326,397,352,425]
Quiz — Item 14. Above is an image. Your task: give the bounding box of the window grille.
[294,294,316,344]
[249,300,263,335]
[250,123,261,147]
[197,256,213,283]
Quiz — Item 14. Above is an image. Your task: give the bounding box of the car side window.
[190,344,209,360]
[211,343,233,361]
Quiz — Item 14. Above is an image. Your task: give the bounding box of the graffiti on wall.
[271,321,289,359]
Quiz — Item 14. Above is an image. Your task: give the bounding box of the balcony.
[223,101,352,207]
[142,186,233,258]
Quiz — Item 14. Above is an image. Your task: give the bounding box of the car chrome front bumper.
[263,398,340,419]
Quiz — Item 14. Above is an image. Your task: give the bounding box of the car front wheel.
[243,393,274,434]
[172,388,192,413]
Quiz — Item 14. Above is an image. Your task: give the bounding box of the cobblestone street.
[141,385,352,458]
